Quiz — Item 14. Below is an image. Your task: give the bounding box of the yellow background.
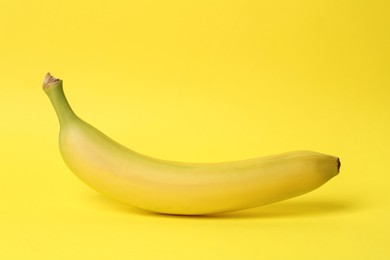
[1,0,389,259]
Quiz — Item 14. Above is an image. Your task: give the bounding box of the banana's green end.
[43,72,77,125]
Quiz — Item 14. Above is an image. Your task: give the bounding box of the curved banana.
[42,73,340,215]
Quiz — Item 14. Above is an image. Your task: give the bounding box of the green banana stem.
[43,73,77,126]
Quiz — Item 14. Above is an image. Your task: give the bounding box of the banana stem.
[43,73,77,126]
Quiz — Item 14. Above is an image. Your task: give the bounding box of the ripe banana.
[42,73,340,215]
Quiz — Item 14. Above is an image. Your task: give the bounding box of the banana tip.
[42,72,61,89]
[337,158,341,172]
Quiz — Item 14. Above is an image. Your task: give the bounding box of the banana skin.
[43,73,340,215]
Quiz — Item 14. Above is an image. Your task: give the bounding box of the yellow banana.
[43,73,340,215]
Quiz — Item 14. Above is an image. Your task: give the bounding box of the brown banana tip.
[337,158,341,172]
[42,72,61,89]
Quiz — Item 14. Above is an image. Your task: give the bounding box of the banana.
[42,73,340,215]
